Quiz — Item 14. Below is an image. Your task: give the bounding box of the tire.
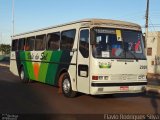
[20,67,29,83]
[61,73,77,98]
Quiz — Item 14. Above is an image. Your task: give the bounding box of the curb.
[146,86,160,94]
[147,75,160,80]
[148,77,160,80]
[0,63,10,67]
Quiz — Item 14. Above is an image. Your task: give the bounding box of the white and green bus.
[10,19,147,97]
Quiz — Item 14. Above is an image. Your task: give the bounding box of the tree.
[0,44,11,55]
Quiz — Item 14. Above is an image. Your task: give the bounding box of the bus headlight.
[98,76,103,80]
[104,76,109,80]
[92,76,109,80]
[99,76,109,80]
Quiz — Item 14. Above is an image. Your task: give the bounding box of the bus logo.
[99,62,112,69]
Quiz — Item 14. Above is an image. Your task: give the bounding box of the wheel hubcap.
[21,70,24,80]
[63,78,70,93]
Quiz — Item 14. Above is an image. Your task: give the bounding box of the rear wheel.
[61,73,77,98]
[20,67,29,83]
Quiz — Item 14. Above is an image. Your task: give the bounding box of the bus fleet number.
[140,65,147,69]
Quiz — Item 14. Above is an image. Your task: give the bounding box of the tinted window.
[25,37,35,51]
[35,35,46,50]
[18,38,25,50]
[47,32,60,50]
[12,39,18,51]
[79,29,89,58]
[61,29,76,50]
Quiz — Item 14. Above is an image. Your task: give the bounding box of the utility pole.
[12,0,15,36]
[145,0,149,49]
[0,32,2,43]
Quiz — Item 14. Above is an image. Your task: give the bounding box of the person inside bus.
[92,44,98,57]
[24,43,29,51]
[39,39,45,50]
[135,40,141,52]
[48,40,54,50]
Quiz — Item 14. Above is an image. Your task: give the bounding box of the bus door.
[77,29,90,94]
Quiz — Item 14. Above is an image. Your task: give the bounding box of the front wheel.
[20,67,29,83]
[61,73,77,98]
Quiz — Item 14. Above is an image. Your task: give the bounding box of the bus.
[10,19,147,97]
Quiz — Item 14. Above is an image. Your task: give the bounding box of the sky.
[0,0,160,44]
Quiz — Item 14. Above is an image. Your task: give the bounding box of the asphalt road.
[0,66,160,119]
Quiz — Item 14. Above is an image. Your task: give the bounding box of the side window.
[35,35,46,51]
[25,37,35,51]
[79,29,89,58]
[12,39,18,51]
[47,32,60,50]
[61,29,76,51]
[18,38,25,50]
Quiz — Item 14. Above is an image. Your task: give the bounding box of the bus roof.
[12,18,141,38]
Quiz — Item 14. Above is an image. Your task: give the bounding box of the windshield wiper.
[127,51,138,61]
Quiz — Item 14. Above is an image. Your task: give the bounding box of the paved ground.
[0,61,10,67]
[0,66,160,119]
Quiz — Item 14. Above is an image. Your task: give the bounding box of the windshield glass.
[92,28,146,60]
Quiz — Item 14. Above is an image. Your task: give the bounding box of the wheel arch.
[58,68,77,92]
[18,63,29,79]
[18,63,24,75]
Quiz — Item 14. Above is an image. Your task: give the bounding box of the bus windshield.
[92,28,146,60]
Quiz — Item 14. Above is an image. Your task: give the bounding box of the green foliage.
[0,44,11,55]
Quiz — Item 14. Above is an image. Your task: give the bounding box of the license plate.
[120,86,129,91]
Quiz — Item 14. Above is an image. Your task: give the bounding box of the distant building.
[147,31,160,75]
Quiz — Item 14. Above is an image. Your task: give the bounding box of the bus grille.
[110,74,138,81]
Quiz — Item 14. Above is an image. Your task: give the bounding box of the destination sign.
[94,29,116,34]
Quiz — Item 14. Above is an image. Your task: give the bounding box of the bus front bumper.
[90,82,147,95]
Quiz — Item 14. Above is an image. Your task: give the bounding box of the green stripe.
[18,51,63,84]
[45,51,62,85]
[19,51,29,77]
[25,51,35,80]
[38,51,52,83]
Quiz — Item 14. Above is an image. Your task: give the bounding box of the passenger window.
[12,39,18,51]
[79,29,89,58]
[61,29,76,51]
[47,32,60,50]
[18,38,25,50]
[25,37,35,51]
[35,35,46,50]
